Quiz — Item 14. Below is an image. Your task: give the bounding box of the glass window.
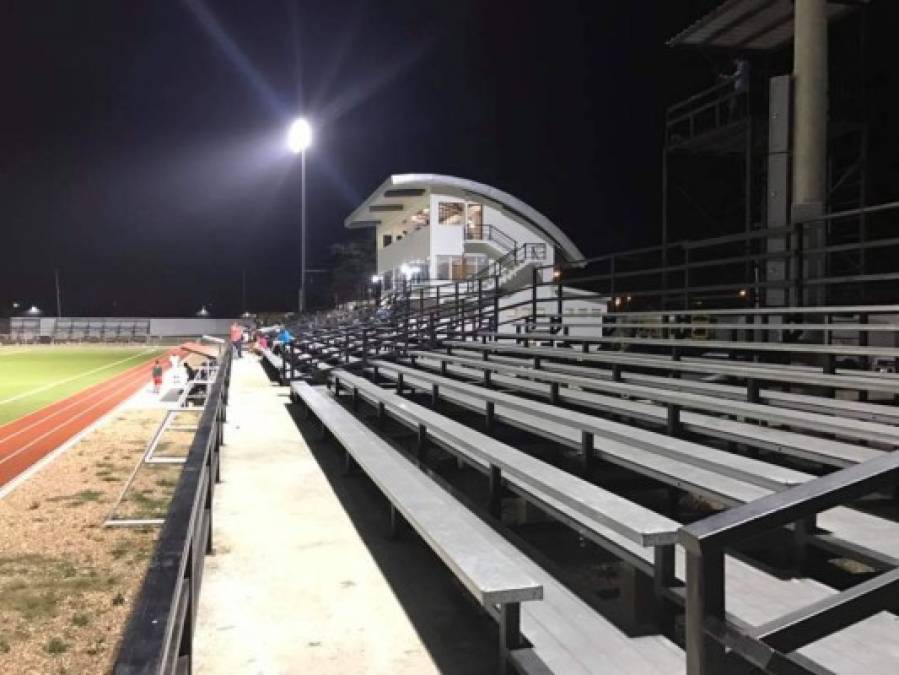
[467,203,483,227]
[382,234,392,247]
[438,202,464,225]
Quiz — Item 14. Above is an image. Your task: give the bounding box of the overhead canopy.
[668,0,867,53]
[345,173,585,261]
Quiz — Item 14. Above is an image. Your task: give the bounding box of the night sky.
[1,1,893,316]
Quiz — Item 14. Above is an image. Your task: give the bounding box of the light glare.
[288,117,312,153]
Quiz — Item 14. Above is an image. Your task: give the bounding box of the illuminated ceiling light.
[287,117,312,154]
[371,275,381,284]
[738,289,748,298]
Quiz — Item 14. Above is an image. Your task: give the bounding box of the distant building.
[345,174,584,292]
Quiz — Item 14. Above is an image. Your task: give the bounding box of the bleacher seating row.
[269,303,899,674]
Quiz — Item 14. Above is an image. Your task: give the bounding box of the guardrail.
[114,347,232,674]
[680,450,899,674]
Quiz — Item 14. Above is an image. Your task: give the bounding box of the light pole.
[288,117,313,314]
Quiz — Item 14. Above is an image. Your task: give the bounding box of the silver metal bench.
[370,360,899,567]
[301,377,687,673]
[291,381,542,670]
[410,351,890,462]
[443,340,899,395]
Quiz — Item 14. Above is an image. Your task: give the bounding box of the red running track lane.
[0,350,179,488]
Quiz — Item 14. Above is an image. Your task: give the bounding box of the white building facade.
[345,174,584,292]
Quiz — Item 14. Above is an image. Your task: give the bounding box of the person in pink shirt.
[229,321,243,359]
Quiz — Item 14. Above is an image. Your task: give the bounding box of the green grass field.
[0,346,168,426]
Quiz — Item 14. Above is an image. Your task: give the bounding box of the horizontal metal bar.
[751,567,899,652]
[681,451,899,553]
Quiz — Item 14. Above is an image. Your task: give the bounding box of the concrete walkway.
[193,356,442,675]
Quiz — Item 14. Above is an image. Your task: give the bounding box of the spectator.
[151,360,163,393]
[277,326,294,344]
[229,321,243,359]
[169,353,181,384]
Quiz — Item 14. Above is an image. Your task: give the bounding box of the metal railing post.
[684,547,726,674]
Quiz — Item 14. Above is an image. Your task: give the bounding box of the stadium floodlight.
[288,117,313,314]
[26,305,41,316]
[287,117,312,154]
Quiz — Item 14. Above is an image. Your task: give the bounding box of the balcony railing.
[464,223,516,252]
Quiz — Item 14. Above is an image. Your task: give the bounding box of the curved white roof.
[344,173,584,261]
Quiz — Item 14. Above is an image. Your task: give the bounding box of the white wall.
[149,318,235,337]
[377,225,430,275]
[13,317,236,339]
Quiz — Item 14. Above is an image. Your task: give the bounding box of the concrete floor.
[193,356,495,675]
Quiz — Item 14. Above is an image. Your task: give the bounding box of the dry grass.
[0,407,193,674]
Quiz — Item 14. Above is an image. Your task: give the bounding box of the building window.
[382,234,392,247]
[467,203,483,227]
[438,202,464,225]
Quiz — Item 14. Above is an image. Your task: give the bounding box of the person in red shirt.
[151,360,163,393]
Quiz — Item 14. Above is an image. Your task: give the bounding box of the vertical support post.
[684,547,726,674]
[549,382,559,405]
[609,255,616,304]
[792,0,829,306]
[581,430,594,476]
[859,313,869,402]
[397,372,405,396]
[493,274,500,332]
[499,603,521,668]
[485,401,495,433]
[489,464,503,518]
[388,503,401,539]
[416,423,427,466]
[653,544,675,632]
[431,384,440,409]
[667,403,681,437]
[683,247,690,310]
[747,378,760,403]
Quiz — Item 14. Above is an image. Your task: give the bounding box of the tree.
[328,238,375,306]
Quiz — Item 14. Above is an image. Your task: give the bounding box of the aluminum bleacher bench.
[293,379,686,674]
[261,349,285,383]
[364,362,899,673]
[408,351,888,465]
[369,360,899,566]
[291,382,544,671]
[443,340,899,396]
[447,347,899,425]
[511,332,899,360]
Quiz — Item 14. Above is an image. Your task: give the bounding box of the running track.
[0,350,177,488]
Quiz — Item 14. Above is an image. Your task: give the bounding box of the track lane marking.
[0,354,165,444]
[0,366,154,466]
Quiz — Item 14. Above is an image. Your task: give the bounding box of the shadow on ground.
[285,401,499,675]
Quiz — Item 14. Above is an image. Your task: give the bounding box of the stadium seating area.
[274,298,899,674]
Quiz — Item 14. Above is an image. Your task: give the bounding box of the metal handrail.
[114,348,232,674]
[680,451,899,673]
[464,223,516,251]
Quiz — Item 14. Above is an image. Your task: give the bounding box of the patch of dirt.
[0,408,192,674]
